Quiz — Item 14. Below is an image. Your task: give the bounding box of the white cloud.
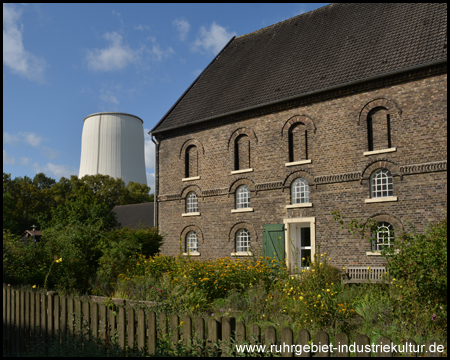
[3,132,19,146]
[33,162,78,180]
[85,32,139,71]
[173,18,190,41]
[19,157,30,165]
[144,129,155,170]
[3,3,46,82]
[192,22,236,55]
[3,149,15,164]
[146,172,155,194]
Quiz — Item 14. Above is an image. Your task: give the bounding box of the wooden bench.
[341,267,386,284]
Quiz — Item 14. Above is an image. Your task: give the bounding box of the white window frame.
[236,228,250,252]
[236,185,250,209]
[370,169,393,198]
[186,231,198,253]
[372,222,394,251]
[186,191,198,213]
[291,178,309,204]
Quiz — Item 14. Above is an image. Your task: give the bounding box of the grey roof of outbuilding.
[112,202,154,229]
[151,3,447,134]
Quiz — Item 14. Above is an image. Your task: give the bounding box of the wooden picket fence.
[3,287,443,357]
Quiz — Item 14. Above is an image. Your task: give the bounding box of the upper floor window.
[367,107,391,152]
[289,123,308,162]
[372,222,394,251]
[185,145,198,178]
[236,228,250,252]
[186,191,198,213]
[370,169,393,198]
[186,231,198,253]
[234,135,250,170]
[291,178,309,204]
[236,185,250,209]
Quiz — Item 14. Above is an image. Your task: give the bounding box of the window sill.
[182,212,201,217]
[183,252,200,256]
[363,147,397,156]
[286,203,312,209]
[365,196,397,204]
[182,176,200,182]
[231,208,254,213]
[231,168,253,175]
[366,250,400,256]
[231,252,253,257]
[285,159,312,167]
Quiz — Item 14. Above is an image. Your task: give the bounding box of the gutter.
[151,135,158,228]
[151,58,447,135]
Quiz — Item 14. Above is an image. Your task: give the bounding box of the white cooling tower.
[79,112,147,185]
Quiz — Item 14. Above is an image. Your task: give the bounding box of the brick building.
[149,3,447,270]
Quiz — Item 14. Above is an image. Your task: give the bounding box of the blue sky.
[3,3,328,193]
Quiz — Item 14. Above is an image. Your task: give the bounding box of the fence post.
[335,332,349,357]
[297,329,311,357]
[53,295,60,343]
[147,311,157,355]
[182,315,192,347]
[118,306,126,350]
[355,334,371,357]
[170,313,180,349]
[128,308,136,352]
[265,325,277,350]
[377,335,392,357]
[316,330,330,357]
[424,340,441,357]
[249,324,261,345]
[280,327,293,356]
[137,309,145,353]
[194,317,205,354]
[207,318,221,354]
[401,338,417,357]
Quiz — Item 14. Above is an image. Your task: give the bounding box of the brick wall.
[155,72,447,268]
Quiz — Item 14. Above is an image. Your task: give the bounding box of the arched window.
[291,178,309,204]
[236,185,250,209]
[367,107,391,151]
[185,145,198,178]
[234,135,250,170]
[236,228,250,252]
[372,222,394,251]
[288,123,308,162]
[370,169,393,198]
[186,231,198,253]
[186,191,198,213]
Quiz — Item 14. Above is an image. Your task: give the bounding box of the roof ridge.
[236,3,334,39]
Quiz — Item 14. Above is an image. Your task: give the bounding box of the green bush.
[386,217,447,308]
[96,227,163,287]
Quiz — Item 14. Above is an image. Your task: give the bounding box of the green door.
[263,224,285,262]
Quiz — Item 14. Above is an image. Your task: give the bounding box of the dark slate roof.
[152,3,447,133]
[112,202,154,229]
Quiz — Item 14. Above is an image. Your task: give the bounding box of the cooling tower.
[79,112,147,185]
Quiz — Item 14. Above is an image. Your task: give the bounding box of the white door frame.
[283,217,316,273]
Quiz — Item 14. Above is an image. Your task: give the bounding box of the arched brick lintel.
[282,169,315,191]
[180,184,202,199]
[228,222,258,243]
[365,213,404,234]
[181,225,204,244]
[179,138,205,159]
[227,127,258,150]
[358,98,402,125]
[361,159,402,181]
[281,114,317,137]
[228,177,256,194]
